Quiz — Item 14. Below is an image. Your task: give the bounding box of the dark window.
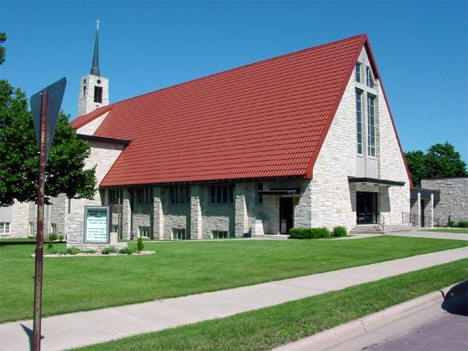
[367,94,376,157]
[256,183,263,204]
[109,189,121,205]
[356,89,363,154]
[366,66,375,88]
[83,85,86,97]
[173,228,189,240]
[212,230,234,239]
[355,62,361,83]
[94,86,103,103]
[210,184,234,204]
[170,185,190,204]
[136,187,152,204]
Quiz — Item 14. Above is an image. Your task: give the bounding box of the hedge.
[289,226,347,239]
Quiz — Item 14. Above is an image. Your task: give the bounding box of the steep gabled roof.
[71,34,409,187]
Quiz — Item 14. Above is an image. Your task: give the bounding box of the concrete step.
[384,225,413,233]
[349,225,383,234]
[253,234,290,240]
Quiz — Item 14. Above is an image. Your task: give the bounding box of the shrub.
[136,237,144,251]
[456,221,468,228]
[448,221,456,227]
[101,246,117,255]
[48,233,58,242]
[58,235,64,241]
[119,248,135,255]
[47,242,53,250]
[332,226,347,237]
[289,227,330,239]
[65,248,80,255]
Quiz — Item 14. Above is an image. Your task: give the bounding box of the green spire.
[90,19,100,76]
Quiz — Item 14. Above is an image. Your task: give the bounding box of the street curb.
[273,284,456,351]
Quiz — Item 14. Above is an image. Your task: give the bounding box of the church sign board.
[84,206,110,243]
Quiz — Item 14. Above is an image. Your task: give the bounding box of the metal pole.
[33,91,47,351]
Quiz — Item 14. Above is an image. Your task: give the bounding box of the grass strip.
[1,236,466,323]
[78,258,468,351]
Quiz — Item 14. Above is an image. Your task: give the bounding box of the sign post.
[30,77,66,351]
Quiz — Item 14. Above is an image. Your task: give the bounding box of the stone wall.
[421,177,468,223]
[310,47,410,231]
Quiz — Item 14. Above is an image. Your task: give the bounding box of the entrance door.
[356,192,378,224]
[279,197,294,234]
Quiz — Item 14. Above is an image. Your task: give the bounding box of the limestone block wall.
[199,184,234,239]
[131,203,152,238]
[160,186,190,240]
[310,74,357,231]
[422,178,468,223]
[376,84,410,225]
[76,112,109,135]
[310,63,410,231]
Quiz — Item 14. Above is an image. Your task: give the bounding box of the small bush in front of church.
[332,226,347,237]
[137,237,144,251]
[289,227,330,239]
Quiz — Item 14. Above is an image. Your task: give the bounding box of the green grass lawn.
[78,258,468,351]
[0,236,466,323]
[422,228,468,234]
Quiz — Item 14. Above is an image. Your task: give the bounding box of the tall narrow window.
[355,62,361,83]
[366,66,375,88]
[82,85,86,97]
[94,86,103,103]
[367,94,376,157]
[356,89,363,154]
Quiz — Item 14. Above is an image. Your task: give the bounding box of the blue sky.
[1,0,467,162]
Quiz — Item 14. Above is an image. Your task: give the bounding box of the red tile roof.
[71,34,410,187]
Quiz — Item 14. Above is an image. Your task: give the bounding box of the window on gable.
[367,94,376,157]
[94,86,103,103]
[355,62,362,83]
[356,89,363,155]
[366,66,375,88]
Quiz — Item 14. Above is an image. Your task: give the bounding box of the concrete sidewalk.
[1,247,467,351]
[389,230,468,241]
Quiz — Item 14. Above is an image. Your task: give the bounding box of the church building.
[0,30,412,239]
[69,32,411,240]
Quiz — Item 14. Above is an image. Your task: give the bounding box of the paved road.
[369,313,468,351]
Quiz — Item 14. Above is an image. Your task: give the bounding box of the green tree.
[0,33,96,206]
[425,142,468,179]
[405,142,467,185]
[0,32,6,65]
[405,150,426,185]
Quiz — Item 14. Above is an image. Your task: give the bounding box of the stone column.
[430,193,434,228]
[235,184,249,238]
[294,182,313,228]
[417,192,421,227]
[190,185,203,239]
[121,188,132,240]
[153,187,164,240]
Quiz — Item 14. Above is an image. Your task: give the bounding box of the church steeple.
[90,19,100,76]
[78,19,109,116]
